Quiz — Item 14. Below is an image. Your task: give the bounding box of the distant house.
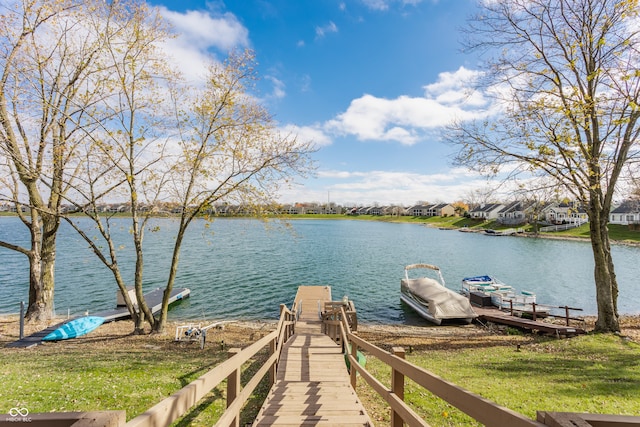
[406,203,455,217]
[543,201,588,224]
[368,206,384,216]
[570,205,589,223]
[322,204,341,214]
[469,203,505,220]
[407,205,429,216]
[609,200,640,225]
[497,201,535,225]
[280,205,300,215]
[304,205,320,214]
[426,203,455,217]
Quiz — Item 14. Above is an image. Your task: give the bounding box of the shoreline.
[3,314,640,345]
[423,222,640,247]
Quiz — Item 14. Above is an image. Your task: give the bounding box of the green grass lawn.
[358,333,640,426]
[0,334,270,426]
[1,328,638,426]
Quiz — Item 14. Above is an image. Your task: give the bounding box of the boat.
[400,264,477,325]
[460,275,512,296]
[42,316,105,341]
[490,288,551,316]
[461,275,550,316]
[484,228,518,236]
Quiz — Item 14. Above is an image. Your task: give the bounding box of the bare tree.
[450,0,640,332]
[462,186,498,209]
[149,50,314,332]
[512,178,564,234]
[61,0,177,333]
[0,0,123,321]
[66,48,315,333]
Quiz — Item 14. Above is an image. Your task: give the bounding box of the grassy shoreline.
[275,213,640,245]
[3,211,639,245]
[1,316,639,426]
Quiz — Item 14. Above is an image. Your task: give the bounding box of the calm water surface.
[1,217,638,323]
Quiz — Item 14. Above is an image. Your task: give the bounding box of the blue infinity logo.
[9,408,29,417]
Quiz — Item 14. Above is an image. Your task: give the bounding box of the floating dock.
[473,306,585,337]
[7,287,190,348]
[97,287,190,323]
[253,286,372,426]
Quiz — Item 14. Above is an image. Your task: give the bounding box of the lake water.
[0,216,638,324]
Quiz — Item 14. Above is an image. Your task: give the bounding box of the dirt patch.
[2,314,639,352]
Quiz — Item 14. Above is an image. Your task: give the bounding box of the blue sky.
[148,0,493,206]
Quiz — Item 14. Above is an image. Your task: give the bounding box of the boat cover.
[402,277,477,320]
[462,275,494,284]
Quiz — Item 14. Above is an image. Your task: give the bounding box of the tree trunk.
[589,207,620,333]
[152,224,186,334]
[25,213,59,322]
[25,248,47,321]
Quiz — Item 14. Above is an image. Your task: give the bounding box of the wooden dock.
[474,306,585,337]
[7,288,190,348]
[253,286,373,426]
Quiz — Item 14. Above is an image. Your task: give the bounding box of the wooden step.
[254,414,372,426]
[254,287,372,427]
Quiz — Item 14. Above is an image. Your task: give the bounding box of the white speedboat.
[401,264,477,325]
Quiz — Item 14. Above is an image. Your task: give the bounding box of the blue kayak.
[42,316,105,341]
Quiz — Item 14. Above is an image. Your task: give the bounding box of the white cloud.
[315,21,339,38]
[160,7,249,51]
[423,67,486,106]
[361,0,427,11]
[157,7,250,83]
[280,124,333,148]
[361,0,391,11]
[325,67,493,145]
[266,76,286,99]
[279,168,496,205]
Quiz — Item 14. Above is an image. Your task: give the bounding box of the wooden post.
[279,304,287,337]
[227,348,241,427]
[564,306,570,326]
[269,338,276,385]
[391,347,406,427]
[350,340,358,388]
[19,301,24,340]
[532,303,537,321]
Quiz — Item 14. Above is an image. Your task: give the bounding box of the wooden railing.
[124,302,297,427]
[502,302,584,324]
[322,300,357,342]
[326,304,546,427]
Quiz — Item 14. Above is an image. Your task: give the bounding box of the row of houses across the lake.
[2,199,639,226]
[407,200,640,226]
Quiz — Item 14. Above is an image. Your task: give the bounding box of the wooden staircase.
[253,287,372,426]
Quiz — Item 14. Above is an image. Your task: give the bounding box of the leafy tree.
[450,0,640,332]
[451,200,469,216]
